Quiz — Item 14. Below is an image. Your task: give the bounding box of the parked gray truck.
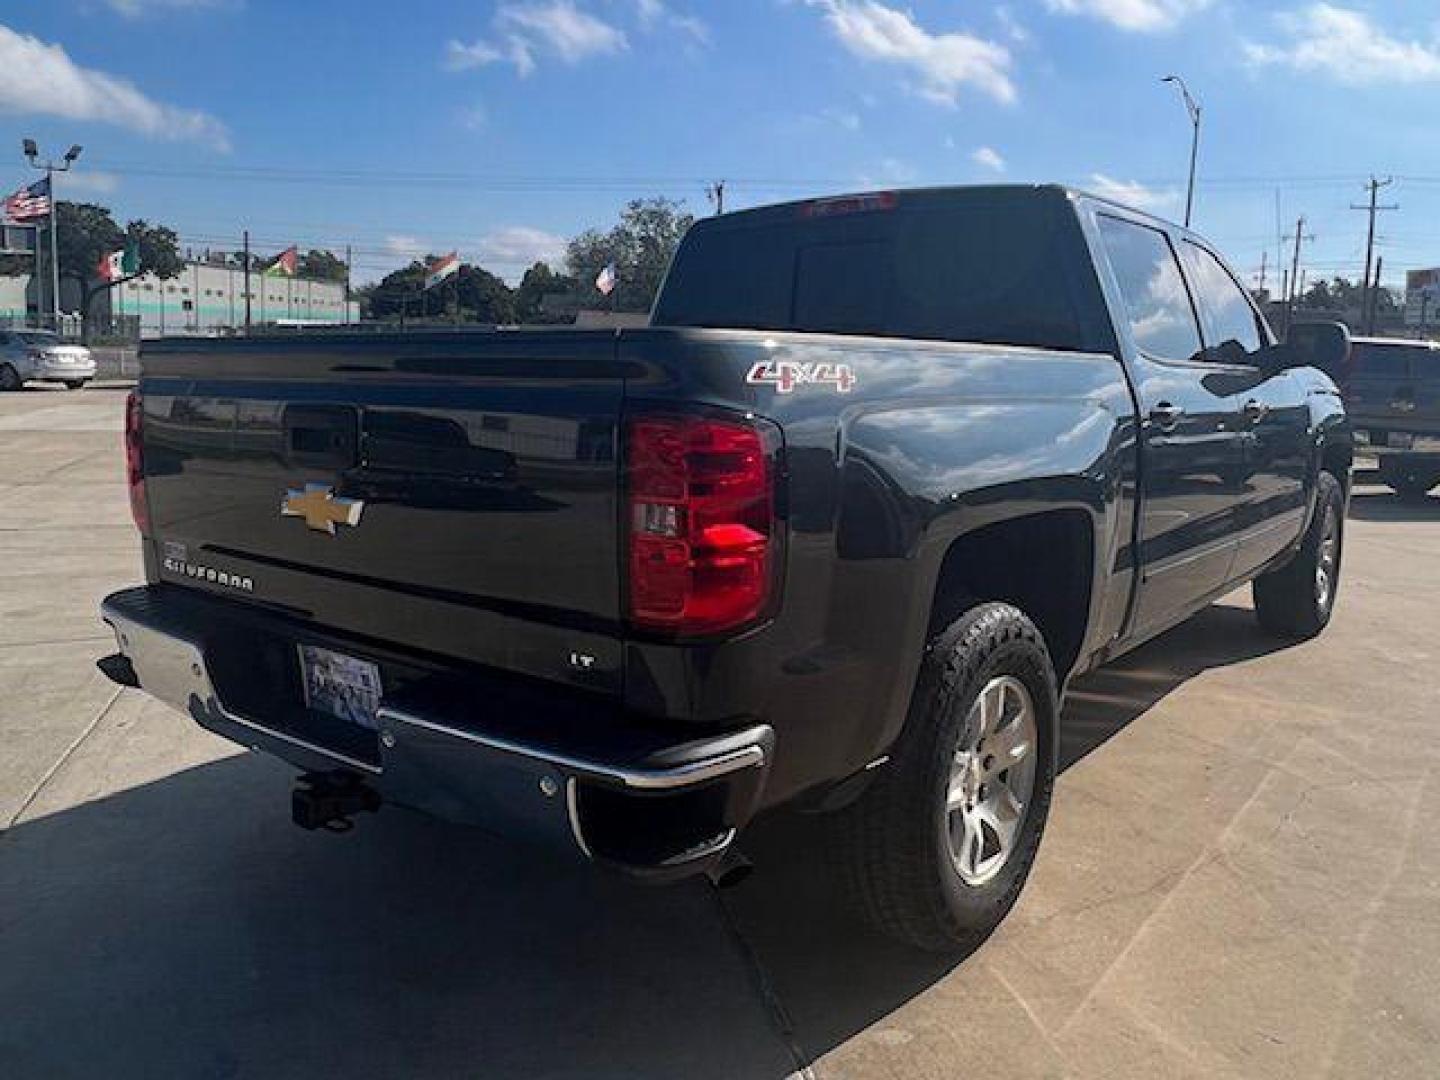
[101,186,1351,949]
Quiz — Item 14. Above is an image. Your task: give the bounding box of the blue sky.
[5,0,1440,290]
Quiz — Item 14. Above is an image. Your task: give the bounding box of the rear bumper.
[100,585,773,880]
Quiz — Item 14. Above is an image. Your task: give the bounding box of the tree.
[365,259,515,323]
[514,261,578,324]
[53,201,183,332]
[565,197,693,313]
[298,249,348,284]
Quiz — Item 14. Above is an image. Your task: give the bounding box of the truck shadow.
[1,603,1291,1079]
[1346,487,1440,523]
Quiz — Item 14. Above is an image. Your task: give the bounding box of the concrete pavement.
[2,385,1438,1078]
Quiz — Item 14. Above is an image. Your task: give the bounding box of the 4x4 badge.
[281,483,364,535]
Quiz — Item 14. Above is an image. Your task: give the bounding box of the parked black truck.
[101,186,1351,949]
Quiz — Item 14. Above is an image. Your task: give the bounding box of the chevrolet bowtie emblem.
[281,483,364,534]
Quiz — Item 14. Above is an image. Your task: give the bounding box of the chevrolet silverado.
[100,186,1351,950]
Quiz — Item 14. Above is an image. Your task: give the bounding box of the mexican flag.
[264,246,298,277]
[96,242,139,284]
[423,251,460,291]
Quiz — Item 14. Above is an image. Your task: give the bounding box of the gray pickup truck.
[101,186,1351,950]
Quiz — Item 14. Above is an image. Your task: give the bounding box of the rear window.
[653,197,1087,351]
[1351,344,1410,379]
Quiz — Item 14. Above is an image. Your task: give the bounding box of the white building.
[103,258,357,337]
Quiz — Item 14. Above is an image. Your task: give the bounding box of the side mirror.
[1286,321,1352,379]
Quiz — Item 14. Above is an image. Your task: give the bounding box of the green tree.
[298,249,348,284]
[365,259,515,323]
[53,202,183,332]
[565,197,693,313]
[514,261,578,324]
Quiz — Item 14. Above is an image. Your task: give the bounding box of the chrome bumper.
[100,586,773,878]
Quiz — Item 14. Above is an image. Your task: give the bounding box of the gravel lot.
[3,385,1438,1079]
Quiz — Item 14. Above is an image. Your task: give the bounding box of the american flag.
[2,177,51,223]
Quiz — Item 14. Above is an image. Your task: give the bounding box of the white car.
[0,330,96,390]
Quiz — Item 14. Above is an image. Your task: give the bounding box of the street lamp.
[1161,75,1200,228]
[20,139,83,329]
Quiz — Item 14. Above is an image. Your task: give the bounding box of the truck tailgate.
[139,331,625,690]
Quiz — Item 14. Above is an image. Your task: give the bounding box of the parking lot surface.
[3,386,1439,1079]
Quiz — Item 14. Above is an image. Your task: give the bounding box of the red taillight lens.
[125,391,150,536]
[626,414,778,636]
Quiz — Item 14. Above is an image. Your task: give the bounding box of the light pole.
[22,139,83,329]
[1161,75,1200,228]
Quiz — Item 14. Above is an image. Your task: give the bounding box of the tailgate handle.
[284,405,359,468]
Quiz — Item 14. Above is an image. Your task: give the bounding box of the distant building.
[95,258,357,337]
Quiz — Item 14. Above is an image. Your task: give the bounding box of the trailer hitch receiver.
[292,772,381,832]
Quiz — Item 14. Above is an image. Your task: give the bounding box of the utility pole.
[1257,250,1268,295]
[1352,176,1397,336]
[1282,216,1315,336]
[21,139,83,330]
[344,243,352,326]
[243,229,252,333]
[1369,255,1385,334]
[706,181,726,216]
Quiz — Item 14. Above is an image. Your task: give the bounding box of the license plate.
[298,645,383,729]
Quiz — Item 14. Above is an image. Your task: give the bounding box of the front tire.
[63,379,88,391]
[0,364,20,391]
[1253,471,1345,639]
[834,602,1057,951]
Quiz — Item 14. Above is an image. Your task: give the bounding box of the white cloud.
[446,2,627,75]
[384,235,429,261]
[995,6,1030,44]
[1088,173,1181,212]
[972,145,1006,172]
[0,25,229,150]
[105,0,233,16]
[457,103,488,130]
[53,170,120,195]
[475,226,567,276]
[1244,5,1440,85]
[635,0,708,43]
[821,106,861,130]
[804,1,1015,107]
[1044,0,1211,33]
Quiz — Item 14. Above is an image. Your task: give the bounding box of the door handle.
[1243,398,1269,423]
[1149,402,1184,432]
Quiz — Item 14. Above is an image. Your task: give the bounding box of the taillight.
[125,391,150,536]
[625,413,779,636]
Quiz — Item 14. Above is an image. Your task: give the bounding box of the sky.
[4,0,1440,290]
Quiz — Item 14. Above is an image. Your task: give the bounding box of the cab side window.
[1182,242,1266,366]
[1097,215,1204,364]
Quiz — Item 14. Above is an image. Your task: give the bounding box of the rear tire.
[1254,471,1345,639]
[1381,464,1440,502]
[63,379,88,391]
[0,364,20,391]
[832,602,1057,952]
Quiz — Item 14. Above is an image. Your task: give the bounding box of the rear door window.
[1096,215,1204,363]
[1181,242,1266,365]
